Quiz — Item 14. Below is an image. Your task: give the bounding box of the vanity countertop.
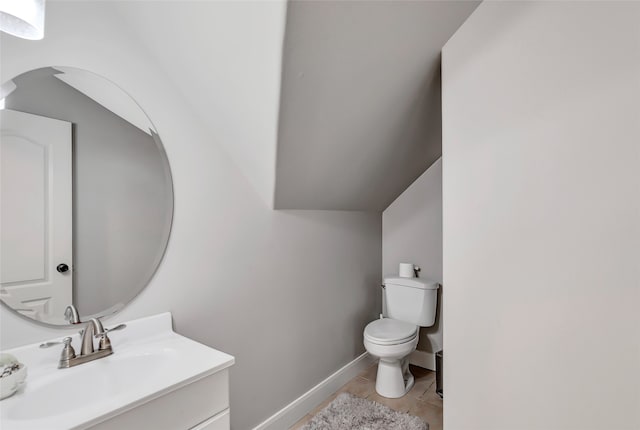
[0,312,234,430]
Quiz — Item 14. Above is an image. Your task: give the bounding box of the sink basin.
[0,313,234,430]
[8,350,175,420]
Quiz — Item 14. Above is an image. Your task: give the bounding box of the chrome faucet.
[40,307,126,368]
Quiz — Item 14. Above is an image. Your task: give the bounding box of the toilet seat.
[364,318,417,346]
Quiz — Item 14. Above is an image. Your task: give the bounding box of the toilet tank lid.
[384,277,439,290]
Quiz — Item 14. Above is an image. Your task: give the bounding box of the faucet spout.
[80,318,105,355]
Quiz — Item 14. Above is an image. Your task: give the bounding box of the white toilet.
[363,276,439,398]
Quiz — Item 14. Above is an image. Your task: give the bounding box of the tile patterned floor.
[289,364,443,430]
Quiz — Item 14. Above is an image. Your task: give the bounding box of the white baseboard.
[409,350,436,371]
[252,352,375,430]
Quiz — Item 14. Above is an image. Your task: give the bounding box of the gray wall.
[383,158,442,353]
[0,3,382,429]
[275,0,479,211]
[443,2,640,429]
[6,68,171,317]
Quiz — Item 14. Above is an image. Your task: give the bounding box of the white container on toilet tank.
[398,263,416,278]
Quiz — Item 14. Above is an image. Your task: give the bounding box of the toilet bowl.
[363,317,419,398]
[363,276,439,399]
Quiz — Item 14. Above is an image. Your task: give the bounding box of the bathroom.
[1,1,638,430]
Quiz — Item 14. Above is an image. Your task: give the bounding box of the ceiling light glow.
[0,0,45,40]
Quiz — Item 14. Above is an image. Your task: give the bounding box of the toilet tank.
[384,277,439,327]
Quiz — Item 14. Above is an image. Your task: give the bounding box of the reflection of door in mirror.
[1,109,72,323]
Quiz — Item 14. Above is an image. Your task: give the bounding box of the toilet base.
[375,356,414,398]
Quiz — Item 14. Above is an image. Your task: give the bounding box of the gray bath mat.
[301,393,428,430]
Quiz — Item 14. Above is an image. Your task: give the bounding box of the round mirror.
[0,67,173,325]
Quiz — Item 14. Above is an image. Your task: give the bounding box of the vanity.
[0,313,234,430]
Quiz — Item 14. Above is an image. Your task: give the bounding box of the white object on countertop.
[0,364,27,400]
[0,353,19,366]
[398,263,415,278]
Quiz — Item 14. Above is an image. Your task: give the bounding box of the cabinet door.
[90,370,229,430]
[191,409,230,430]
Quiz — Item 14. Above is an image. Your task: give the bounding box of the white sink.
[0,313,234,430]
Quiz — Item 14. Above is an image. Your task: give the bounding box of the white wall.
[0,3,381,429]
[383,158,442,353]
[442,2,640,429]
[115,1,286,208]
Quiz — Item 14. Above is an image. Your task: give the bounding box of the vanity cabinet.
[90,369,231,430]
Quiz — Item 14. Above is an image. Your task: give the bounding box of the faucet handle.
[94,324,126,351]
[93,323,126,338]
[40,337,76,362]
[59,337,76,361]
[40,336,73,349]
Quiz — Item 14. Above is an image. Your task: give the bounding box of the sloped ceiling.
[274,0,480,211]
[114,1,287,208]
[113,1,479,211]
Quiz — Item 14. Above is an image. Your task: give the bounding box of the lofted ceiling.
[274,0,480,211]
[111,1,479,211]
[114,1,287,208]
